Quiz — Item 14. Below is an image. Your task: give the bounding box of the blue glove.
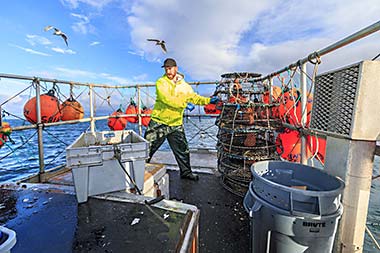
[186,103,195,112]
[210,96,220,104]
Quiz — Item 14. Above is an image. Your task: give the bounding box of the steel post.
[89,84,95,133]
[35,79,45,182]
[137,86,142,135]
[300,63,308,164]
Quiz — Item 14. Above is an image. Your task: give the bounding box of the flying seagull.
[147,39,167,53]
[44,26,68,47]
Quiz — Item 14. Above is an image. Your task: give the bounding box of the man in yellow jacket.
[144,58,219,180]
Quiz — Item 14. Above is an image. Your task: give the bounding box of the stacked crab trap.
[215,72,282,196]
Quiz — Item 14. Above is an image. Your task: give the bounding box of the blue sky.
[1,0,380,114]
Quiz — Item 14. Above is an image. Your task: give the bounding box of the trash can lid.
[249,161,344,216]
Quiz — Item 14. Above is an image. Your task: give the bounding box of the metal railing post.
[300,63,308,164]
[137,86,142,135]
[269,77,273,103]
[35,79,45,182]
[89,84,95,133]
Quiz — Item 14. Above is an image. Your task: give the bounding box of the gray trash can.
[243,161,344,253]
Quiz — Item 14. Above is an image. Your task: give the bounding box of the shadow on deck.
[168,170,250,252]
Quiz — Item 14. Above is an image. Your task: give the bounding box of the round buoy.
[60,97,84,121]
[278,88,299,122]
[125,102,138,123]
[23,90,61,124]
[0,122,12,148]
[204,103,221,115]
[288,94,313,127]
[141,107,152,127]
[275,128,302,162]
[108,109,127,131]
[262,86,282,104]
[307,135,326,163]
[0,134,7,148]
[228,95,248,104]
[276,128,326,163]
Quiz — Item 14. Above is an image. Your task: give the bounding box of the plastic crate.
[0,226,17,253]
[66,130,149,203]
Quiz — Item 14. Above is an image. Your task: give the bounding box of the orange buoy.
[228,95,248,104]
[278,88,299,122]
[23,90,61,124]
[60,97,84,121]
[276,128,302,162]
[262,86,282,104]
[141,107,152,127]
[288,94,313,127]
[108,109,127,130]
[307,135,326,164]
[0,122,12,148]
[276,128,326,163]
[0,134,7,148]
[125,101,138,123]
[204,103,221,115]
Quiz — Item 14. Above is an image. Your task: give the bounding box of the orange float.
[228,95,248,104]
[23,90,61,124]
[262,86,282,104]
[276,128,326,164]
[307,135,326,164]
[125,101,138,123]
[0,122,12,148]
[60,97,84,121]
[204,102,222,115]
[141,107,152,127]
[108,109,127,131]
[287,94,313,127]
[276,129,302,162]
[277,88,299,122]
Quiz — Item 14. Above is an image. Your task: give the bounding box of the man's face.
[165,66,178,80]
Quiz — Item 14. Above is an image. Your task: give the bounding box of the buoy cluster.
[271,87,325,163]
[107,99,152,131]
[23,89,84,124]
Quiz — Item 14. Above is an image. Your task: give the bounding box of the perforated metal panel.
[310,61,380,140]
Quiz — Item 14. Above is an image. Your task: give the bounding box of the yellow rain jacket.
[151,74,211,126]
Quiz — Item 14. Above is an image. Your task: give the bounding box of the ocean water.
[0,117,379,251]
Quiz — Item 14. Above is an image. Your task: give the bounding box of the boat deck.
[0,150,251,252]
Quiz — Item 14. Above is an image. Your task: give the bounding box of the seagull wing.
[60,33,69,47]
[160,43,167,53]
[147,39,160,42]
[53,27,61,33]
[44,25,54,31]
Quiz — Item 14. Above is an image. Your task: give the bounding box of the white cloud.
[55,67,95,78]
[126,0,380,80]
[51,47,77,54]
[71,13,95,34]
[10,44,51,56]
[54,67,135,85]
[25,34,52,46]
[100,73,131,84]
[60,0,113,9]
[89,41,100,46]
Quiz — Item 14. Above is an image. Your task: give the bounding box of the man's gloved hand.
[210,96,220,104]
[186,103,195,112]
